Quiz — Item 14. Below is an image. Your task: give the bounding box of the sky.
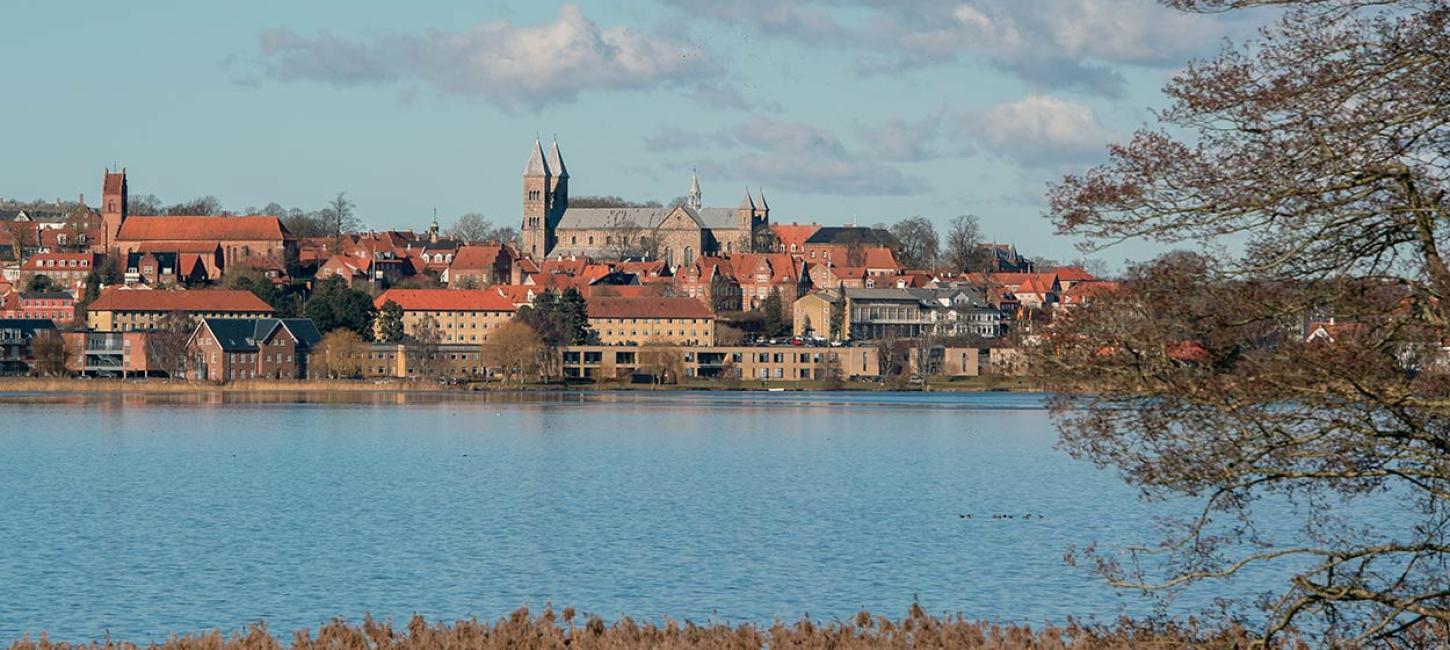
[0,0,1269,267]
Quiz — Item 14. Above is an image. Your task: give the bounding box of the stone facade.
[519,139,770,265]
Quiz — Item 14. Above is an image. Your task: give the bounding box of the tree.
[147,312,194,379]
[304,275,376,339]
[942,215,983,273]
[28,330,69,377]
[282,212,330,238]
[485,320,544,384]
[602,212,659,261]
[98,257,123,285]
[1044,1,1450,643]
[320,192,359,248]
[890,217,939,269]
[639,337,685,386]
[127,194,162,216]
[79,273,102,311]
[163,196,224,216]
[761,288,788,338]
[448,213,496,243]
[314,329,366,379]
[408,315,445,380]
[377,300,405,343]
[26,274,53,293]
[569,195,660,209]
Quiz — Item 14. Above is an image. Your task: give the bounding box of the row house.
[360,342,489,380]
[0,291,76,325]
[372,289,518,344]
[187,317,323,382]
[674,254,810,313]
[125,251,210,287]
[443,245,516,288]
[586,297,716,347]
[86,287,275,332]
[20,252,101,293]
[65,331,154,377]
[136,242,226,279]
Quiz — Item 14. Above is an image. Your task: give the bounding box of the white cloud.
[658,0,1231,96]
[258,5,721,110]
[965,96,1116,167]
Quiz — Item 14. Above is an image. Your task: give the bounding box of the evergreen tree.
[377,300,405,343]
[304,276,377,339]
[762,288,788,338]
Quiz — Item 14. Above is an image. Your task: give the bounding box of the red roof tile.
[374,289,517,312]
[448,245,505,271]
[88,288,274,313]
[116,215,289,242]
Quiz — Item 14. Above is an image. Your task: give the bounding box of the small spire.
[687,168,702,210]
[757,188,769,212]
[548,138,569,179]
[524,137,549,176]
[738,188,755,211]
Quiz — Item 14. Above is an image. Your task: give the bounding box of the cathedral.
[520,139,770,266]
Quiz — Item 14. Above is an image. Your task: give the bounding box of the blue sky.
[1,0,1265,266]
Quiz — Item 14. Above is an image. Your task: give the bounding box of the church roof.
[524,139,549,176]
[117,215,289,242]
[548,140,568,179]
[557,207,675,230]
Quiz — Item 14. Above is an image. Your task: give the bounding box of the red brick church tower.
[101,168,127,250]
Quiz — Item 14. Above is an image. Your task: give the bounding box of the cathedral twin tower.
[519,138,769,264]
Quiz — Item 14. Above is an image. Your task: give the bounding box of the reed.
[5,605,1365,650]
[0,378,450,394]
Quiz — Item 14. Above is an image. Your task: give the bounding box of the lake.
[0,391,1279,641]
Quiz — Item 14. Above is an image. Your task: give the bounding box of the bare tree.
[321,192,359,249]
[314,329,366,379]
[448,213,495,243]
[1044,0,1450,644]
[942,215,982,273]
[889,216,940,269]
[148,312,194,379]
[29,331,70,377]
[408,315,445,381]
[639,337,685,387]
[485,320,544,384]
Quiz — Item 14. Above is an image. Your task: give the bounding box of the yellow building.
[85,288,274,332]
[373,289,518,345]
[586,297,716,347]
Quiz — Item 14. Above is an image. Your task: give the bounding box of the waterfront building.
[0,318,57,376]
[85,288,274,332]
[187,317,323,382]
[586,297,716,347]
[372,289,518,344]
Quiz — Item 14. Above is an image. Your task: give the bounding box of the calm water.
[0,391,1283,641]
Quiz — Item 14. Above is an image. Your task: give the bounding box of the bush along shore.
[2,606,1339,650]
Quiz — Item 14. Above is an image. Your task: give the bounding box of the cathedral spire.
[548,138,569,179]
[687,168,702,210]
[524,137,549,177]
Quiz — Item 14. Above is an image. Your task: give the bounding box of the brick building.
[187,317,323,382]
[372,289,518,344]
[86,288,274,332]
[586,297,716,347]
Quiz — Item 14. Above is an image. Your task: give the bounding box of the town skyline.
[1,1,1275,268]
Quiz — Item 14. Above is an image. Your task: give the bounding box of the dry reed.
[4,605,1358,650]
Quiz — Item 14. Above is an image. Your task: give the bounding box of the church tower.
[102,168,127,250]
[547,139,569,211]
[521,138,554,258]
[687,170,702,210]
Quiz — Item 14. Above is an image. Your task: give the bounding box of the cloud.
[257,5,721,110]
[857,110,959,162]
[648,118,929,196]
[961,95,1116,167]
[658,0,1227,96]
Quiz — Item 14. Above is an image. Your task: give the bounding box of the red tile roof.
[88,288,274,313]
[771,223,821,251]
[1053,266,1097,283]
[374,289,517,312]
[448,245,505,271]
[116,216,289,242]
[136,241,224,254]
[1060,281,1122,305]
[587,297,715,320]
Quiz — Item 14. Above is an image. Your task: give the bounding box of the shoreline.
[0,376,1045,396]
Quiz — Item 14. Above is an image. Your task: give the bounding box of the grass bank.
[5,606,1333,649]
